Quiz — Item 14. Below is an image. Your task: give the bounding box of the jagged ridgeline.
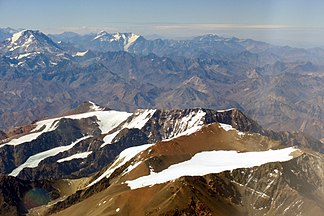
[0,102,323,215]
[0,29,323,142]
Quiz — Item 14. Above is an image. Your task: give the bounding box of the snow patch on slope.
[9,136,91,177]
[0,120,60,148]
[163,125,203,141]
[57,151,93,163]
[217,108,235,112]
[32,109,131,135]
[102,131,120,145]
[17,52,40,59]
[10,30,25,45]
[96,111,132,134]
[88,144,153,187]
[124,33,140,51]
[162,109,206,140]
[126,147,299,189]
[219,123,245,136]
[21,34,34,48]
[8,30,36,51]
[73,50,89,57]
[2,103,131,148]
[88,101,104,111]
[219,123,235,131]
[122,109,156,129]
[101,109,156,147]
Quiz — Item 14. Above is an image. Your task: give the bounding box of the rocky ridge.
[0,102,322,215]
[0,28,323,141]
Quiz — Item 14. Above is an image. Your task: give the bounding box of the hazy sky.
[1,0,324,47]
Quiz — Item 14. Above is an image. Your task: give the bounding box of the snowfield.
[160,109,206,141]
[9,136,91,177]
[0,119,59,148]
[219,123,245,136]
[73,50,89,57]
[126,147,299,189]
[57,151,93,163]
[162,125,203,141]
[1,109,131,148]
[88,144,154,187]
[100,109,156,147]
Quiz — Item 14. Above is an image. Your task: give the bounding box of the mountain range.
[0,102,323,215]
[0,28,323,143]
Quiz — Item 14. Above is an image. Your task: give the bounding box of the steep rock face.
[140,108,264,144]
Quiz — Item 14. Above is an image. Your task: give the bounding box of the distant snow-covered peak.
[9,30,45,43]
[93,31,109,40]
[195,34,222,41]
[5,29,59,53]
[6,31,37,52]
[0,29,67,67]
[124,33,140,51]
[92,31,140,51]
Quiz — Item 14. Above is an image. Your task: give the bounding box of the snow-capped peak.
[4,29,60,54]
[6,30,37,52]
[92,31,140,51]
[9,29,44,44]
[124,33,140,51]
[93,31,108,40]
